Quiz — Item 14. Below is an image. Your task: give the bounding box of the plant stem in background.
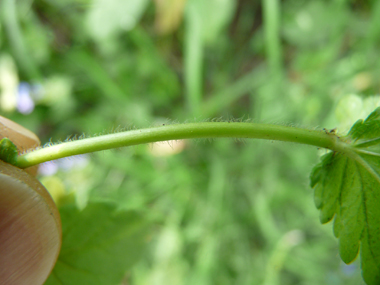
[184,1,203,117]
[262,0,282,76]
[15,122,345,169]
[1,0,41,80]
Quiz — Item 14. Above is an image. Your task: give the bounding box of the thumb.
[0,117,61,285]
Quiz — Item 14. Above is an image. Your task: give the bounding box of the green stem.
[15,122,345,169]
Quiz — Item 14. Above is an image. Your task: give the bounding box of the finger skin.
[0,115,40,175]
[0,160,62,285]
[0,117,61,284]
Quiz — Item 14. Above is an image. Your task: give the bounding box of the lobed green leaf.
[310,107,380,284]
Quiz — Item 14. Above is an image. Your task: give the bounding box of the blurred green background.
[1,0,380,284]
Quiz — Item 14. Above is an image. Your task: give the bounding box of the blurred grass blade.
[184,0,236,116]
[201,65,267,117]
[262,0,282,76]
[67,50,127,102]
[1,0,41,80]
[184,0,203,117]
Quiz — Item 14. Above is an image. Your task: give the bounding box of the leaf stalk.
[15,122,345,168]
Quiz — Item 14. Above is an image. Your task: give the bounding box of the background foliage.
[1,0,380,284]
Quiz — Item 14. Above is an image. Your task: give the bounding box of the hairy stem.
[15,122,345,169]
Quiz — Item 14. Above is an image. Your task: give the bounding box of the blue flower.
[16,82,35,114]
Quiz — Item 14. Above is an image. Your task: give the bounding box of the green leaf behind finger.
[44,201,152,285]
